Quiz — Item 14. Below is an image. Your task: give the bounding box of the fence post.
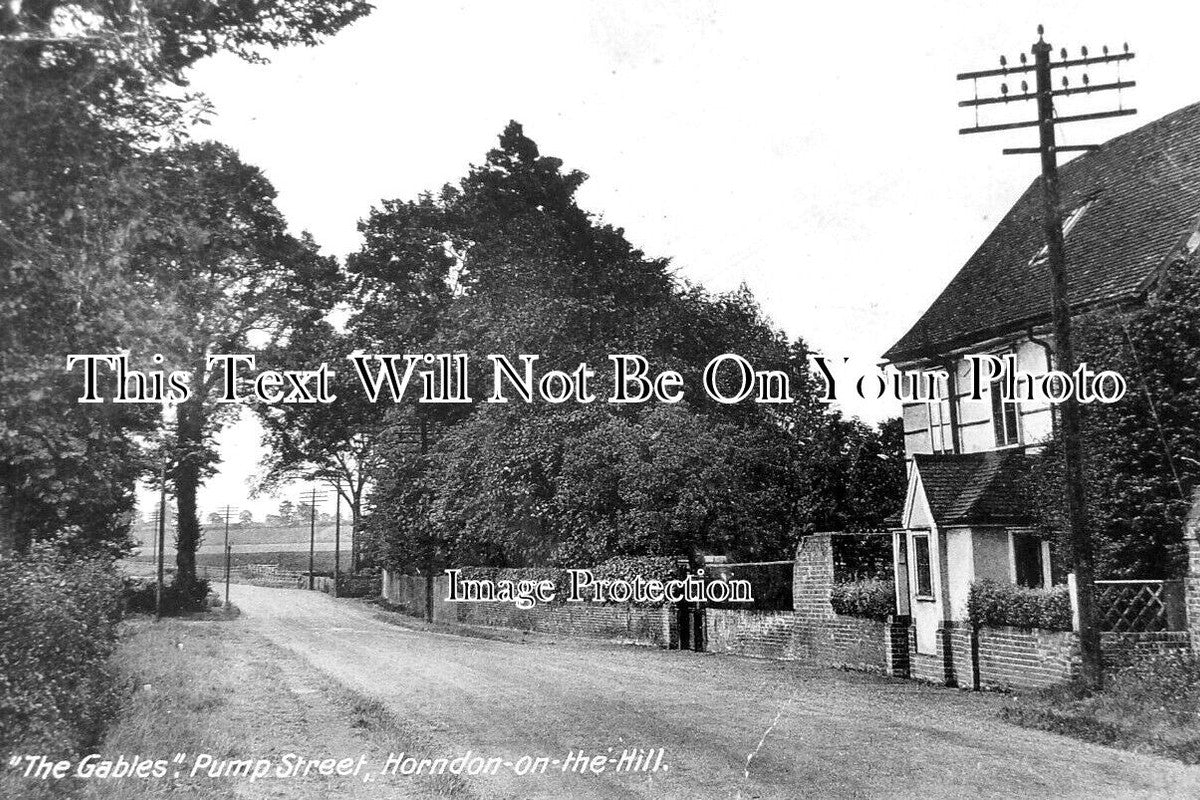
[1067,572,1081,633]
[1163,580,1186,631]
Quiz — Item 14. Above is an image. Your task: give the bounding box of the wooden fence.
[1094,579,1186,632]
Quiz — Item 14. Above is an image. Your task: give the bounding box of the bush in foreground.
[830,578,895,620]
[967,579,1071,631]
[0,545,125,754]
[1004,650,1200,763]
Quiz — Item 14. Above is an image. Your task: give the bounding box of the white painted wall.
[945,528,974,621]
[900,335,1056,460]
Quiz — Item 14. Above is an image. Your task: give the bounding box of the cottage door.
[910,531,938,654]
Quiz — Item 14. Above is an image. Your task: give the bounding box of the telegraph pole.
[957,26,1136,689]
[148,509,161,571]
[329,480,342,598]
[219,505,237,609]
[301,488,329,590]
[155,457,166,621]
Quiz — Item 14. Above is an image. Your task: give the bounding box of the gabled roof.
[912,450,1032,527]
[886,101,1200,363]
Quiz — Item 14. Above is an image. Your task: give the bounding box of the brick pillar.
[885,615,911,677]
[1185,488,1200,651]
[794,533,835,622]
[662,604,680,649]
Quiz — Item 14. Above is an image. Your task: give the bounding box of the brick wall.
[455,601,674,646]
[1101,631,1191,668]
[973,626,1079,690]
[1187,488,1200,652]
[380,570,674,646]
[703,534,899,675]
[705,609,799,659]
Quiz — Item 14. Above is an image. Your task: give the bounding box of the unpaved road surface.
[232,584,1200,799]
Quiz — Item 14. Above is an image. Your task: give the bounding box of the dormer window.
[1028,201,1092,267]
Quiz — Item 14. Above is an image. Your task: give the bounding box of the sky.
[146,1,1200,522]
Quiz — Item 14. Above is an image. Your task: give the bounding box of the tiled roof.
[886,101,1200,362]
[912,450,1032,527]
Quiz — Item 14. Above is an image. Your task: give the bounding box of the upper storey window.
[992,375,1020,447]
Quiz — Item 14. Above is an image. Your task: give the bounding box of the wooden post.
[1034,36,1103,688]
[1067,572,1081,632]
[333,489,341,598]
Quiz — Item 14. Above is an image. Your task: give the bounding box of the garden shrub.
[0,545,125,754]
[124,576,211,615]
[830,578,896,620]
[967,579,1071,630]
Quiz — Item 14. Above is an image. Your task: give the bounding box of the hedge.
[124,576,211,615]
[0,546,125,754]
[968,579,1072,631]
[830,578,896,620]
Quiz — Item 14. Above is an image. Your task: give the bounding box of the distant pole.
[421,419,435,623]
[298,487,329,591]
[333,486,341,598]
[308,488,317,591]
[149,510,159,570]
[221,504,236,608]
[155,457,166,620]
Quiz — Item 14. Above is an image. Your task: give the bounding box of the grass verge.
[1002,650,1200,763]
[3,613,472,799]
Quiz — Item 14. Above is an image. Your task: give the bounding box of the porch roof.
[912,450,1033,527]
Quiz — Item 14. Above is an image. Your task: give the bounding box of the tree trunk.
[0,496,17,558]
[173,398,206,593]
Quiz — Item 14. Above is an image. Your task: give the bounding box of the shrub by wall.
[968,579,1072,631]
[124,576,211,615]
[0,546,125,754]
[830,578,895,620]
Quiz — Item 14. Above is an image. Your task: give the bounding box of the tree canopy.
[353,123,904,572]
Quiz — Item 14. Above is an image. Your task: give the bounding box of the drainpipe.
[940,359,962,454]
[1028,328,1058,438]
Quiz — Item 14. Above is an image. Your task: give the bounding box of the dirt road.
[231,584,1200,799]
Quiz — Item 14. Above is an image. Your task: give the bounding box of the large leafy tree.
[0,1,373,556]
[127,142,342,590]
[354,123,902,572]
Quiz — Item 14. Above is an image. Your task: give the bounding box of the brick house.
[884,101,1200,661]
